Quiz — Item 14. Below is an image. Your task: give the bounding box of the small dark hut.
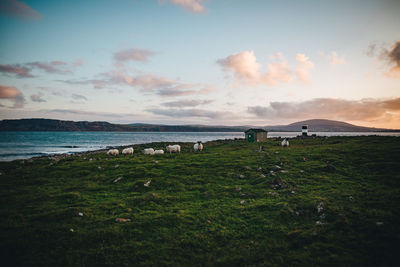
[245,128,268,142]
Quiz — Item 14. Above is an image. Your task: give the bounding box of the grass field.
[1,136,399,266]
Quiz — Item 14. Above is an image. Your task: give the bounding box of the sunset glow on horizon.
[1,0,399,128]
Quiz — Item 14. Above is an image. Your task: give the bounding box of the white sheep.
[122,147,134,155]
[281,139,289,147]
[143,148,155,155]
[107,149,119,156]
[154,149,164,155]
[166,144,181,153]
[193,141,203,152]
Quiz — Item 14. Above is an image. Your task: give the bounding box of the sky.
[0,0,399,128]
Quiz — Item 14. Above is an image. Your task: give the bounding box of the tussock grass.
[1,136,399,266]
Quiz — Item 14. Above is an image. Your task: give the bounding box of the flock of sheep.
[106,141,203,156]
[106,139,287,157]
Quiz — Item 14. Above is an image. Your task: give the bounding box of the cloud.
[295,53,314,84]
[1,60,81,78]
[321,51,346,65]
[218,51,311,86]
[218,51,261,80]
[146,108,229,119]
[0,0,42,20]
[383,41,400,78]
[59,71,214,97]
[160,0,206,13]
[30,92,46,103]
[43,109,127,118]
[247,97,400,123]
[114,48,155,63]
[71,94,88,101]
[27,61,72,74]
[161,99,213,107]
[0,64,34,78]
[0,85,25,108]
[366,40,400,78]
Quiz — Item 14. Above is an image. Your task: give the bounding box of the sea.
[0,131,399,161]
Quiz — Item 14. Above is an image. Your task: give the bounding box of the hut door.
[248,133,254,142]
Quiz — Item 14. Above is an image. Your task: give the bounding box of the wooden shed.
[245,128,268,142]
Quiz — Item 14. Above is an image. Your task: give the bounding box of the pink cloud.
[0,85,25,108]
[218,51,295,86]
[248,97,400,123]
[295,53,314,84]
[218,51,261,80]
[160,0,206,13]
[0,0,42,20]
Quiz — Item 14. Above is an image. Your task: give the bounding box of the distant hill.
[0,119,245,132]
[264,119,396,132]
[0,118,398,132]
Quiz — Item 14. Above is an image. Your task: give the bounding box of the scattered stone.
[240,193,247,196]
[319,213,326,219]
[239,174,245,179]
[114,164,119,169]
[267,191,278,196]
[303,157,307,161]
[316,221,324,225]
[78,212,83,217]
[291,190,295,194]
[349,196,354,201]
[270,176,287,189]
[70,228,74,232]
[144,180,151,187]
[300,170,304,173]
[257,167,262,171]
[113,177,123,183]
[280,170,288,173]
[0,172,3,175]
[98,166,102,170]
[376,222,384,226]
[115,218,131,223]
[89,158,93,161]
[260,174,266,178]
[244,166,252,170]
[295,211,300,215]
[235,187,242,192]
[275,151,279,154]
[153,160,159,164]
[268,171,276,177]
[272,165,282,171]
[240,200,246,204]
[317,202,324,213]
[276,157,281,162]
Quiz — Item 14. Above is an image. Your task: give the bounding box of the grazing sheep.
[193,141,203,152]
[122,147,134,155]
[281,139,289,147]
[166,144,181,153]
[107,149,119,156]
[154,149,164,155]
[143,148,155,155]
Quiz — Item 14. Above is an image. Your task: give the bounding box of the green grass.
[1,136,400,266]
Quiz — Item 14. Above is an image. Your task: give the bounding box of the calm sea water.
[0,131,399,161]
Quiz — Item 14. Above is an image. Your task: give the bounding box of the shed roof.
[245,128,268,133]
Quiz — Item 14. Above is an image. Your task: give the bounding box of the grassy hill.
[1,136,399,265]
